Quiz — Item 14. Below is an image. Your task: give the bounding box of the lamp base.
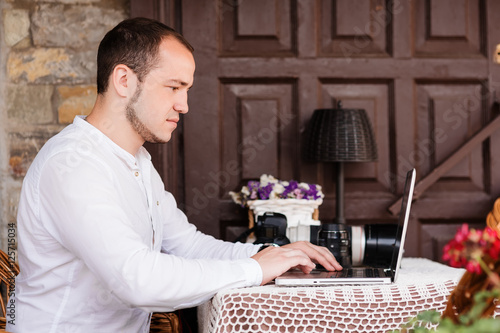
[335,162,346,224]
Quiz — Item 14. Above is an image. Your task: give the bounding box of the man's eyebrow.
[166,79,191,87]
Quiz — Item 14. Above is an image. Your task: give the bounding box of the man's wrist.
[257,243,280,252]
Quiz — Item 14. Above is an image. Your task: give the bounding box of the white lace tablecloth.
[198,258,465,333]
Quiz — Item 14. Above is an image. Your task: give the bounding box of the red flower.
[442,224,500,274]
[465,261,482,274]
[455,224,469,243]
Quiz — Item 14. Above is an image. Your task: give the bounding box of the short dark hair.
[96,17,194,94]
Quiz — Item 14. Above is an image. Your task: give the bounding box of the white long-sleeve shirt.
[8,116,262,333]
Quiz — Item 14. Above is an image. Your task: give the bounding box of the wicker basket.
[487,198,500,234]
[150,312,180,332]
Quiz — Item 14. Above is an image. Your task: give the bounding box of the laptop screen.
[389,168,416,281]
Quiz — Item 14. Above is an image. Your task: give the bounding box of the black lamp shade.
[304,104,378,162]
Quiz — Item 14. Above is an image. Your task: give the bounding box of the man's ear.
[111,64,137,98]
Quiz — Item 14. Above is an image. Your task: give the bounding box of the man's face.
[126,37,195,144]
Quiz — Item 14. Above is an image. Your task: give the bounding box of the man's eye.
[170,87,179,91]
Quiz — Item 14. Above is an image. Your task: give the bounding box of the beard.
[125,84,166,144]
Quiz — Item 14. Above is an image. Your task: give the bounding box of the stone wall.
[0,0,128,251]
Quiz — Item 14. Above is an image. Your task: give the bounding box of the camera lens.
[254,224,278,243]
[317,223,352,267]
[311,223,398,268]
[363,224,398,267]
[350,226,365,266]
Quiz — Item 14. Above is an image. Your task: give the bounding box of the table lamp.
[303,101,378,224]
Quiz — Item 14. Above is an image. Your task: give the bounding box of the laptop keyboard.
[314,266,394,279]
[328,268,392,278]
[330,268,353,278]
[365,268,379,277]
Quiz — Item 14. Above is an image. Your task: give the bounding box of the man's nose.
[173,95,188,114]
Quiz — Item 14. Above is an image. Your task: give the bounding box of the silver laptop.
[275,168,416,286]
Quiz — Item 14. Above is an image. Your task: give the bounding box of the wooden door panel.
[221,79,298,194]
[319,0,391,57]
[220,0,297,56]
[416,82,487,192]
[414,0,486,57]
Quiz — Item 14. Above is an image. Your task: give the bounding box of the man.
[8,18,341,332]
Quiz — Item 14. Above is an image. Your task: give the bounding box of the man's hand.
[282,241,343,271]
[251,241,342,285]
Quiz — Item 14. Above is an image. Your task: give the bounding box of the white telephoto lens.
[350,226,365,266]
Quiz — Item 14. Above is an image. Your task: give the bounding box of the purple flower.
[247,180,260,191]
[258,183,274,200]
[306,184,321,200]
[282,180,299,198]
[230,175,323,207]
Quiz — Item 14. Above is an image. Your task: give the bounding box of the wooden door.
[132,0,500,262]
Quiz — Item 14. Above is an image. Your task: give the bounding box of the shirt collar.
[73,116,152,168]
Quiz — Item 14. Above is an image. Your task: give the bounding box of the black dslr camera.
[311,223,398,268]
[253,212,290,246]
